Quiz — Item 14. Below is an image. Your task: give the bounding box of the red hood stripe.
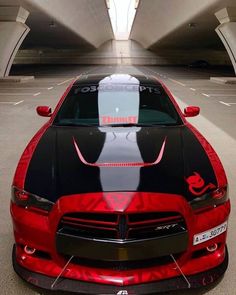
[73,136,167,167]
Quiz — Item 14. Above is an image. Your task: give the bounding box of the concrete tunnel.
[1,0,236,75]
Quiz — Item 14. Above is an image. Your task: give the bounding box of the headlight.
[11,186,54,214]
[190,186,228,211]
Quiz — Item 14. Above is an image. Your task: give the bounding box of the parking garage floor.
[0,65,236,295]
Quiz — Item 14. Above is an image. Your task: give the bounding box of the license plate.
[193,221,228,245]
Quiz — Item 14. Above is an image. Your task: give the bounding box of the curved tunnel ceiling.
[130,0,236,50]
[1,0,236,52]
[0,0,114,49]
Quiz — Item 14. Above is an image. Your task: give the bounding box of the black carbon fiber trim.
[56,231,188,261]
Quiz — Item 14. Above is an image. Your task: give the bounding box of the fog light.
[24,246,36,255]
[207,243,218,252]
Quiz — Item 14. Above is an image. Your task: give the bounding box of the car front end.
[11,189,230,294]
[11,74,230,294]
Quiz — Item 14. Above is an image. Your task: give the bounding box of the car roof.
[73,73,162,87]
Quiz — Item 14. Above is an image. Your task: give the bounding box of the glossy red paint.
[184,106,200,117]
[73,136,167,167]
[11,192,230,286]
[36,106,52,117]
[186,123,227,188]
[14,243,226,286]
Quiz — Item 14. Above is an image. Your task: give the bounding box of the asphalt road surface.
[0,64,235,295]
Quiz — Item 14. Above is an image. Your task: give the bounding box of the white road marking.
[0,100,23,105]
[34,92,41,96]
[190,88,196,91]
[0,87,47,89]
[206,94,236,97]
[47,87,54,90]
[197,88,236,91]
[219,101,231,107]
[0,93,34,96]
[202,93,210,97]
[219,101,236,107]
[57,78,74,86]
[14,100,24,105]
[168,78,186,87]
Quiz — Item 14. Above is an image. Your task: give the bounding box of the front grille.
[58,212,186,241]
[56,212,188,264]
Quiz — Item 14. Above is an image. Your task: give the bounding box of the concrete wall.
[14,40,230,66]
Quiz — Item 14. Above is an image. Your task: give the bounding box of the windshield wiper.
[101,123,177,127]
[159,122,179,126]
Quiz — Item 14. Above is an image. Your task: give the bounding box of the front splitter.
[12,245,228,295]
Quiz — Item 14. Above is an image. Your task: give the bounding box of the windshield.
[54,82,183,127]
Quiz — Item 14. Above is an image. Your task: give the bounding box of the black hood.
[24,125,217,203]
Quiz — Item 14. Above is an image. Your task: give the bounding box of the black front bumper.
[56,229,188,261]
[13,245,228,294]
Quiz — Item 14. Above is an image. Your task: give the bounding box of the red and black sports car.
[11,74,230,294]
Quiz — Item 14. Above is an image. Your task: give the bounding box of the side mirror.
[184,106,200,117]
[36,106,52,117]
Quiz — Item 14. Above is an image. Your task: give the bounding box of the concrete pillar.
[215,7,236,75]
[0,7,30,77]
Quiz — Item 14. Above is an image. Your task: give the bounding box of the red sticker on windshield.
[101,116,138,125]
